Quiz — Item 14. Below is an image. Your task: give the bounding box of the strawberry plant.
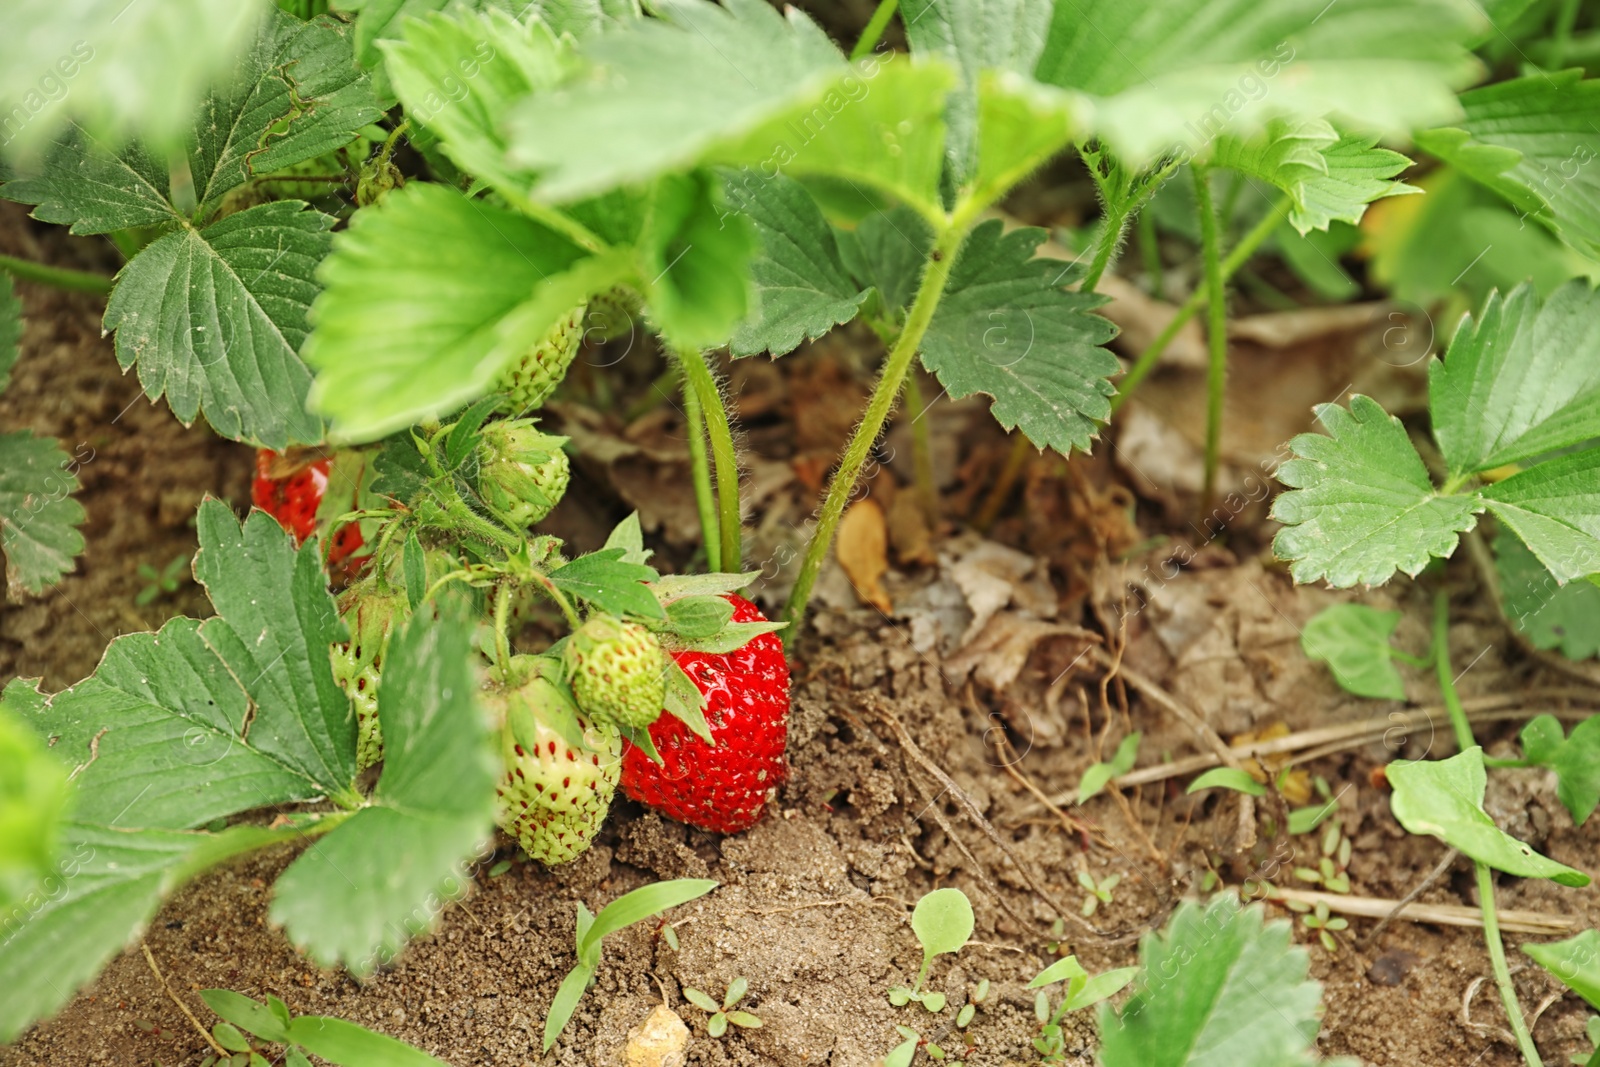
[0,0,1596,1061]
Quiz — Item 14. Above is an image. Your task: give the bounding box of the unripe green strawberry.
[496,303,586,413]
[584,287,642,342]
[329,584,409,770]
[477,420,571,529]
[488,657,621,865]
[566,616,667,730]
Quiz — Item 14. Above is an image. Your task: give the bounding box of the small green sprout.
[543,878,718,1051]
[198,989,446,1066]
[683,977,763,1037]
[1292,820,1352,893]
[136,552,189,606]
[955,977,989,1029]
[1028,955,1137,1063]
[1077,870,1121,917]
[1293,899,1349,952]
[889,888,974,1013]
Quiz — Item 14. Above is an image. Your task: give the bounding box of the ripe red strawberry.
[252,449,368,579]
[620,595,789,833]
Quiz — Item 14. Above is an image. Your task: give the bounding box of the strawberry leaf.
[664,596,736,639]
[0,3,265,157]
[104,200,332,448]
[602,512,652,566]
[504,0,953,220]
[1481,447,1600,584]
[1270,395,1483,588]
[0,701,71,908]
[1098,894,1344,1067]
[0,431,86,596]
[1033,0,1481,168]
[1300,604,1407,700]
[1210,119,1419,234]
[650,572,761,599]
[637,169,756,349]
[834,205,935,319]
[0,821,304,1043]
[965,72,1085,212]
[725,171,870,358]
[11,501,356,831]
[1518,714,1600,827]
[548,548,665,619]
[919,221,1120,456]
[1494,527,1600,661]
[383,8,568,200]
[1388,747,1589,886]
[3,11,377,227]
[270,609,498,973]
[304,182,610,442]
[900,0,1052,187]
[673,621,786,655]
[187,10,381,216]
[1416,70,1600,258]
[1429,282,1600,476]
[1,131,182,235]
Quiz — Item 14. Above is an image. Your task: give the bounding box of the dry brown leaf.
[836,497,892,612]
[886,489,936,567]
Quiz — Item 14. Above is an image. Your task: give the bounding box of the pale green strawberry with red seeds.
[566,615,668,730]
[477,420,571,529]
[496,303,586,413]
[488,658,621,865]
[329,584,409,769]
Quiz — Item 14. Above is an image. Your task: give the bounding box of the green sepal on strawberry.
[489,655,621,866]
[477,420,571,529]
[329,582,410,770]
[565,615,668,730]
[495,303,586,414]
[621,594,790,834]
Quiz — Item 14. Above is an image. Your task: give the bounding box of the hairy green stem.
[902,371,939,524]
[444,495,522,554]
[1080,205,1129,295]
[0,253,115,294]
[783,222,965,634]
[850,0,899,59]
[1551,0,1581,68]
[1433,590,1477,754]
[682,371,722,568]
[1111,196,1290,413]
[1193,167,1229,512]
[1138,208,1162,292]
[676,346,742,573]
[493,582,513,674]
[1434,589,1543,1067]
[535,572,583,630]
[1477,861,1544,1066]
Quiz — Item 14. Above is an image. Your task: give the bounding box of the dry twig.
[141,942,228,1058]
[1270,887,1576,936]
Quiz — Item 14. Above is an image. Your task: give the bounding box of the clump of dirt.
[3,199,1598,1067]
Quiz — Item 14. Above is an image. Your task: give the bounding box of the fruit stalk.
[783,220,966,635]
[676,346,742,573]
[1110,195,1290,412]
[850,0,899,59]
[1434,589,1543,1067]
[1194,165,1228,512]
[682,368,723,567]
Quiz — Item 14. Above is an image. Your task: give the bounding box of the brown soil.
[2,203,1598,1067]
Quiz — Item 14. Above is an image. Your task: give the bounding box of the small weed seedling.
[544,879,718,1051]
[199,988,445,1066]
[1077,871,1121,918]
[135,552,190,606]
[1028,955,1137,1062]
[890,888,974,1013]
[955,978,990,1030]
[683,977,763,1038]
[1293,820,1353,895]
[1284,899,1350,954]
